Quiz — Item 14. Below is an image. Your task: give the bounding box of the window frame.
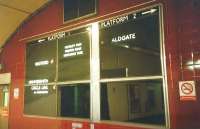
[24,3,170,129]
[24,26,92,121]
[94,4,170,128]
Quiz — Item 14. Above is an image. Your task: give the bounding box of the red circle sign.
[181,82,193,95]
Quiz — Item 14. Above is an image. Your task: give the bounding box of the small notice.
[14,88,19,99]
[179,81,196,101]
[72,123,83,129]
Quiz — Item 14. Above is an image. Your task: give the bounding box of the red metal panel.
[176,0,200,129]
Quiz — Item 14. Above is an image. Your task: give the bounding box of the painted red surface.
[0,0,199,129]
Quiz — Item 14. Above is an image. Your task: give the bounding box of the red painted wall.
[176,0,200,129]
[0,0,199,129]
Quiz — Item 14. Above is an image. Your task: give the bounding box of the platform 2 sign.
[179,81,196,101]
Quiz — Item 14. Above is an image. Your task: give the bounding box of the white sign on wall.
[14,88,19,99]
[72,123,83,129]
[179,81,196,101]
[0,73,11,84]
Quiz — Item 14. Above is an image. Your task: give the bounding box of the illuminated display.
[112,33,136,43]
[26,27,90,84]
[26,40,57,84]
[100,8,158,29]
[28,79,49,85]
[63,42,84,58]
[25,27,91,117]
[58,31,90,81]
[31,85,49,94]
[101,15,129,28]
[100,6,161,78]
[24,6,166,125]
[34,60,49,66]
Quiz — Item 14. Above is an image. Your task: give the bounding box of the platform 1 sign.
[179,81,196,101]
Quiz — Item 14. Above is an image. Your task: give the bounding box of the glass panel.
[58,84,90,118]
[64,0,96,22]
[26,40,57,84]
[100,7,161,78]
[101,79,165,125]
[64,0,78,21]
[24,85,57,116]
[58,31,90,81]
[79,0,96,17]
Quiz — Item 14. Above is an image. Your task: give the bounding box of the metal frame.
[159,4,171,129]
[23,3,170,129]
[23,25,92,120]
[92,4,170,128]
[90,23,100,121]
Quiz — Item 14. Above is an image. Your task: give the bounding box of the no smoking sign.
[179,81,196,101]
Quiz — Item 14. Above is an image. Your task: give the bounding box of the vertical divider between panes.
[159,4,170,128]
[56,39,59,116]
[90,23,101,122]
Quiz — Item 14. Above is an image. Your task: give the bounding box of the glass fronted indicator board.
[24,6,167,126]
[99,6,161,78]
[25,27,91,118]
[25,28,90,85]
[24,85,57,116]
[58,32,90,81]
[26,40,57,84]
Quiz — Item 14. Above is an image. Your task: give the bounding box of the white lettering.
[101,15,129,28]
[64,52,76,57]
[34,60,49,67]
[34,90,48,94]
[75,47,82,51]
[65,48,75,53]
[112,33,136,43]
[63,42,84,58]
[65,44,76,49]
[31,85,49,95]
[48,32,65,41]
[75,43,82,47]
[28,79,49,84]
[77,51,83,55]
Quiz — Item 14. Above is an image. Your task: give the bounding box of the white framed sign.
[179,81,196,101]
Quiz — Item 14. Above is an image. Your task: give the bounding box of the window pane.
[64,0,78,21]
[100,7,161,78]
[79,0,96,17]
[58,84,90,118]
[58,31,90,81]
[64,0,96,22]
[101,80,165,125]
[26,40,57,84]
[24,85,57,116]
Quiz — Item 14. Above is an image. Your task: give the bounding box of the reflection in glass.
[26,40,57,84]
[24,85,57,116]
[58,84,90,118]
[58,32,90,81]
[101,80,165,125]
[100,9,161,78]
